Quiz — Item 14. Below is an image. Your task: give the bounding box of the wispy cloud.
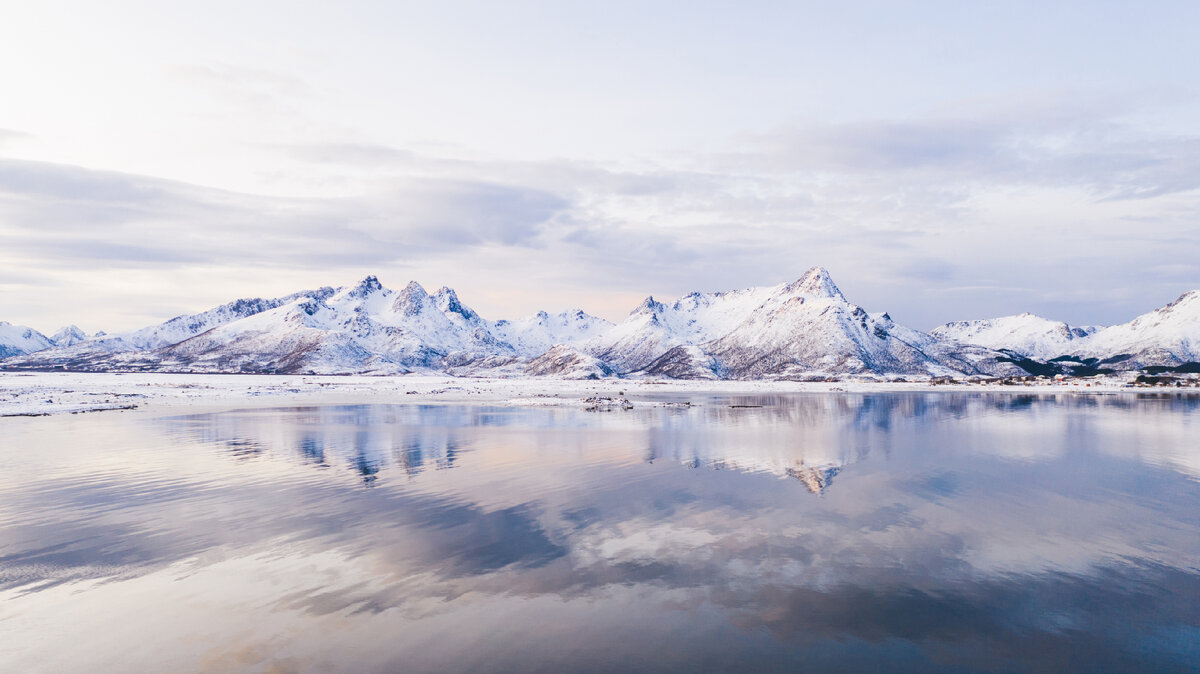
[2,93,1199,332]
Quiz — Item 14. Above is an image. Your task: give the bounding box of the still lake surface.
[1,392,1199,672]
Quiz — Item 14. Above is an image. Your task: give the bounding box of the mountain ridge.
[4,270,1198,378]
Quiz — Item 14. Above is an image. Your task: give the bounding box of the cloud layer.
[1,3,1198,333]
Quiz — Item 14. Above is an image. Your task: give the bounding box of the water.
[1,393,1198,672]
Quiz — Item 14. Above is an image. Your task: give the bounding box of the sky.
[2,0,1199,333]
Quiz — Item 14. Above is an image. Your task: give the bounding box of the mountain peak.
[1169,289,1200,305]
[50,325,89,347]
[786,266,845,300]
[632,296,666,317]
[395,281,430,316]
[346,275,384,299]
[433,286,479,321]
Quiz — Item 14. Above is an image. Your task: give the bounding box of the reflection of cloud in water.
[2,393,1198,671]
[164,393,1200,489]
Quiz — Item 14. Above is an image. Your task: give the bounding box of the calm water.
[2,393,1199,672]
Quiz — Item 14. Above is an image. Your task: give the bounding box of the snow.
[1071,290,1200,366]
[932,313,1100,359]
[936,290,1200,368]
[589,266,1023,379]
[0,322,53,359]
[49,325,89,347]
[5,269,1198,378]
[493,310,613,357]
[0,371,1161,418]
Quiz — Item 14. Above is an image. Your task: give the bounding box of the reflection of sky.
[0,393,1198,672]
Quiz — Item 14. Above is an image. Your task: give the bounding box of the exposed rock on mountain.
[524,345,615,379]
[937,291,1200,371]
[1069,290,1200,369]
[6,270,1196,378]
[49,325,90,347]
[494,309,613,357]
[591,267,1024,379]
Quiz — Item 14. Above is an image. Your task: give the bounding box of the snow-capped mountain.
[932,314,1101,359]
[3,289,332,370]
[6,270,1195,378]
[0,322,53,359]
[3,276,610,375]
[1068,290,1200,368]
[585,283,783,373]
[49,325,90,347]
[933,291,1200,370]
[148,277,525,373]
[494,310,613,357]
[592,268,1023,379]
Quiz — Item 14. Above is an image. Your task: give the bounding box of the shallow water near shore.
[2,392,1199,672]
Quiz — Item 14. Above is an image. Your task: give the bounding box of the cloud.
[277,142,417,166]
[731,106,1200,202]
[0,159,568,269]
[0,128,33,147]
[3,91,1200,332]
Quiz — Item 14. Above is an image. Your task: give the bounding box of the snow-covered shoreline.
[1,371,1189,418]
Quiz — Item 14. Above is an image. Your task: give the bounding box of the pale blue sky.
[1,0,1198,332]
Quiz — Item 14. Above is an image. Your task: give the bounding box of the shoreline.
[3,371,1195,418]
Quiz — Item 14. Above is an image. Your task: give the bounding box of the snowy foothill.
[0,371,1178,419]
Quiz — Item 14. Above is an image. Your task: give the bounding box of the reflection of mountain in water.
[160,393,1200,489]
[167,405,487,484]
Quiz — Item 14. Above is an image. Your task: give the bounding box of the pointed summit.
[346,274,384,299]
[50,325,89,347]
[786,267,845,300]
[632,296,666,317]
[433,286,479,321]
[395,281,430,316]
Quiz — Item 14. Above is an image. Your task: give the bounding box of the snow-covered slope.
[585,283,785,373]
[152,277,619,374]
[1069,291,1200,368]
[594,268,1023,379]
[148,277,515,373]
[2,289,334,369]
[5,276,612,375]
[524,345,615,379]
[493,310,612,357]
[0,322,53,359]
[933,291,1200,370]
[701,269,1021,379]
[49,325,90,347]
[931,314,1100,359]
[10,270,1193,378]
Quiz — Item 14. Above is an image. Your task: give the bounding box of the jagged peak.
[632,296,666,316]
[433,286,479,321]
[345,274,384,299]
[50,324,88,345]
[394,281,431,316]
[402,280,428,296]
[785,266,846,300]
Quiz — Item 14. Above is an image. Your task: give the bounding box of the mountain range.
[3,268,1198,378]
